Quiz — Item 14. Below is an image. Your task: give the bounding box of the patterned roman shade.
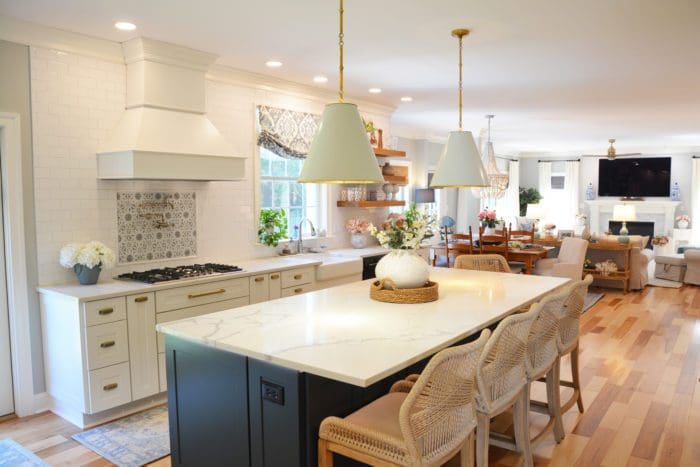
[256,105,321,160]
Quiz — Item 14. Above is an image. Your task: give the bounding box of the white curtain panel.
[456,188,471,233]
[564,160,580,228]
[538,161,552,220]
[692,159,700,241]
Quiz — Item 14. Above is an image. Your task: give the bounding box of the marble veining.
[158,268,569,387]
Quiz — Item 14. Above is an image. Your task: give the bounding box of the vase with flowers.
[60,241,116,285]
[345,217,370,249]
[652,235,670,256]
[370,205,435,288]
[478,209,498,234]
[676,214,690,229]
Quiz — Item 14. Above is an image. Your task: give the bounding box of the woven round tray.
[369,278,439,304]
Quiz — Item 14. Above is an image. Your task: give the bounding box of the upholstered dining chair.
[534,237,588,281]
[454,254,510,273]
[318,330,490,467]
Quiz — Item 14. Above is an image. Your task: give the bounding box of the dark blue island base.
[165,335,429,467]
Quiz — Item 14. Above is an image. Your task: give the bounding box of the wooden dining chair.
[434,226,474,268]
[509,223,535,244]
[479,226,509,259]
[318,330,491,467]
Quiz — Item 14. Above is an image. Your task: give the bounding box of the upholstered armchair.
[684,250,700,285]
[534,237,588,281]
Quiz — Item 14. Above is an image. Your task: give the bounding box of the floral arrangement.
[478,209,497,228]
[60,241,116,270]
[370,205,435,250]
[595,259,618,276]
[676,214,691,224]
[345,217,370,234]
[651,235,669,246]
[544,223,556,231]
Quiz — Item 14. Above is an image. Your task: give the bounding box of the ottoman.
[655,254,687,282]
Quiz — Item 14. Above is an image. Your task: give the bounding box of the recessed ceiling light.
[368,88,382,94]
[114,21,136,31]
[313,75,328,83]
[265,60,283,68]
[400,96,413,102]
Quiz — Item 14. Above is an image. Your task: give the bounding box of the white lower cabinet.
[40,265,314,427]
[126,292,159,401]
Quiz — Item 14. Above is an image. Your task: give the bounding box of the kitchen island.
[157,267,568,467]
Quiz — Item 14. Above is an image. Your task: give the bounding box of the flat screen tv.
[598,157,671,197]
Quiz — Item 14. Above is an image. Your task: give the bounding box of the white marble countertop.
[157,268,569,387]
[327,246,388,258]
[36,256,323,302]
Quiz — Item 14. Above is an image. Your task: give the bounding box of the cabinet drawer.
[88,362,132,413]
[155,297,249,353]
[249,274,269,305]
[155,278,249,313]
[84,297,126,327]
[281,284,313,298]
[85,321,129,371]
[281,267,313,289]
[269,272,282,300]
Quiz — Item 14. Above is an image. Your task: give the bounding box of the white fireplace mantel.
[585,199,680,235]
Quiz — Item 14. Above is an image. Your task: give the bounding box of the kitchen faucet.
[297,218,317,253]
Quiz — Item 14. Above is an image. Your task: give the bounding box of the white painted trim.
[0,113,34,416]
[33,392,50,414]
[0,14,123,63]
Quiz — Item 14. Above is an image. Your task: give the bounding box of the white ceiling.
[2,0,699,156]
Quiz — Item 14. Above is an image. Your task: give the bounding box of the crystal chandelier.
[474,114,509,200]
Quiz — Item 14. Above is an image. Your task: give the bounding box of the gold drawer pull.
[100,340,116,348]
[254,277,265,282]
[294,274,303,280]
[294,288,303,294]
[188,288,225,299]
[134,296,148,303]
[103,383,118,391]
[270,274,280,280]
[98,308,114,315]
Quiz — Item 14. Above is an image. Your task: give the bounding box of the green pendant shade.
[298,103,384,184]
[430,130,488,188]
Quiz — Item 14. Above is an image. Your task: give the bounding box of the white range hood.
[97,37,245,180]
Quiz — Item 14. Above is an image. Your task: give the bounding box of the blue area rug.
[0,439,49,467]
[584,292,604,313]
[72,405,169,467]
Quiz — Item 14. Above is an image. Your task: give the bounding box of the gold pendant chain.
[338,0,344,103]
[458,33,463,131]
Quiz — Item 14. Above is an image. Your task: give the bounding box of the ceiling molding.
[207,65,395,118]
[0,14,123,63]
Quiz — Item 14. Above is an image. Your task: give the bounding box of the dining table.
[429,241,554,274]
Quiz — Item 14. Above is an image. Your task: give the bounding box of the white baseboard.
[33,392,51,414]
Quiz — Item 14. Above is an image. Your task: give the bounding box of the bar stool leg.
[461,431,475,467]
[318,439,333,467]
[476,412,491,467]
[547,358,565,443]
[571,343,584,413]
[513,386,534,467]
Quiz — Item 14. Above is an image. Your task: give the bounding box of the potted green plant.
[258,208,288,247]
[519,187,543,216]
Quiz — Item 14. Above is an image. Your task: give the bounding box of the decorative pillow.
[516,216,534,231]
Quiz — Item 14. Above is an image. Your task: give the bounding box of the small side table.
[673,228,692,253]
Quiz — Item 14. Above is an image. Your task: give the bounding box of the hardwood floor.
[1,285,698,466]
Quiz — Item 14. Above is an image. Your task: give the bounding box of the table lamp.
[613,204,636,243]
[526,203,544,233]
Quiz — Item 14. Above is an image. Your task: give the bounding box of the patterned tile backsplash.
[117,192,197,264]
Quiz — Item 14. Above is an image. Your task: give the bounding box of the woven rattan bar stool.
[318,330,490,467]
[454,254,510,273]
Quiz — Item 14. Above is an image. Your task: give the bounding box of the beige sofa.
[589,235,653,290]
[684,250,700,285]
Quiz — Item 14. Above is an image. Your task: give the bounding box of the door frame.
[0,112,33,416]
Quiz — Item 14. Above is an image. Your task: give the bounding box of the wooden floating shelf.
[374,147,406,158]
[337,200,406,208]
[382,175,408,185]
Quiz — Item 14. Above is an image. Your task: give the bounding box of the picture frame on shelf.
[558,229,574,239]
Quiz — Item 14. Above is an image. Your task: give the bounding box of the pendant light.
[298,0,384,184]
[475,114,509,200]
[430,29,488,188]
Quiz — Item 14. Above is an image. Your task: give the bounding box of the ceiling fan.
[582,139,642,160]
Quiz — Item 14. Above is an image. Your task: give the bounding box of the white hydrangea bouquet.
[60,241,116,285]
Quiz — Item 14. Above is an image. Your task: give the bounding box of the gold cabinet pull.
[134,296,148,303]
[103,383,118,391]
[188,288,225,299]
[294,274,302,280]
[98,308,114,315]
[294,288,303,294]
[270,274,280,280]
[254,277,265,282]
[100,340,116,348]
